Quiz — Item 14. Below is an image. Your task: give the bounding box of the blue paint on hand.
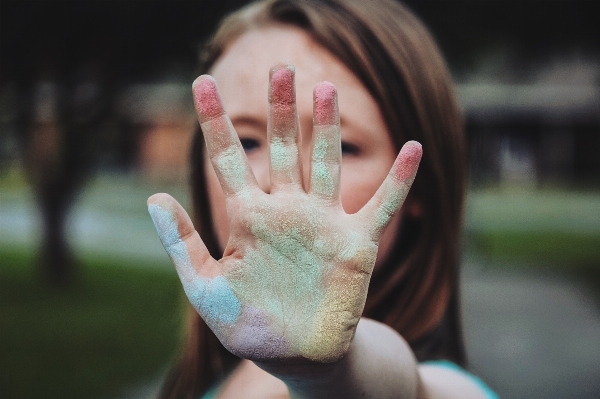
[148,203,241,326]
[201,276,242,325]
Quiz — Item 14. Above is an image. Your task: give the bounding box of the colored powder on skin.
[304,269,368,362]
[393,141,422,182]
[373,181,409,233]
[192,76,225,124]
[200,276,242,326]
[300,228,377,361]
[338,231,361,262]
[226,305,291,360]
[227,207,376,362]
[227,215,331,356]
[370,142,421,232]
[148,203,241,326]
[270,136,297,172]
[215,146,248,194]
[311,135,335,197]
[313,82,338,126]
[201,117,234,154]
[148,204,193,277]
[268,65,297,140]
[269,66,295,105]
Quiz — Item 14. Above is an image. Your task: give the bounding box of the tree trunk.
[38,195,77,287]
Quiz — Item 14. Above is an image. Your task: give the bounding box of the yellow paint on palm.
[301,245,377,362]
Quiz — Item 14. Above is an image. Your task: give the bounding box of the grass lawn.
[465,189,600,298]
[0,247,184,399]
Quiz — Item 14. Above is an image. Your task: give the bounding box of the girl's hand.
[148,65,421,364]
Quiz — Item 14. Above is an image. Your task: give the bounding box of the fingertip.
[269,64,295,105]
[269,63,295,78]
[313,81,338,126]
[191,74,211,89]
[404,140,422,152]
[192,75,225,123]
[147,193,187,226]
[147,192,173,207]
[393,141,423,182]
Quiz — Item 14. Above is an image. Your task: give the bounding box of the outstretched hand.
[148,65,421,364]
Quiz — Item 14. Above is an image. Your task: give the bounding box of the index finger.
[193,75,258,197]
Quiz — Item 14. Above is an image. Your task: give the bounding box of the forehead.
[209,25,368,117]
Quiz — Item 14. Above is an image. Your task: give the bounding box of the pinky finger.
[357,141,422,240]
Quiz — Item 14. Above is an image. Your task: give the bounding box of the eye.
[341,141,360,156]
[240,138,260,153]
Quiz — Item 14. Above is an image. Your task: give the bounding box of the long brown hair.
[160,1,467,397]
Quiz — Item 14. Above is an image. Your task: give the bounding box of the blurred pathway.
[0,174,189,263]
[462,257,600,399]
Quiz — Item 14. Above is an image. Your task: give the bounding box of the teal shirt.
[422,360,499,399]
[200,384,220,399]
[199,361,498,399]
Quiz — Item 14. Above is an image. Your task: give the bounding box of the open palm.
[148,65,422,364]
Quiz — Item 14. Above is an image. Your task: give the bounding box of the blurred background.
[1,1,598,398]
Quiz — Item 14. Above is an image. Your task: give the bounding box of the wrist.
[253,348,346,392]
[256,318,419,399]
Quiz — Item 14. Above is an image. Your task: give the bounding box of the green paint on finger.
[311,137,335,197]
[270,137,297,171]
[216,147,247,193]
[374,183,405,231]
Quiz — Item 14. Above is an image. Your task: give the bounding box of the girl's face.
[206,25,402,266]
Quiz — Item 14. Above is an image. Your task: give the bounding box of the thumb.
[148,193,241,327]
[147,193,215,283]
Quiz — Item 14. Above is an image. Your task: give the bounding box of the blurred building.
[461,58,600,188]
[1,1,598,187]
[118,83,196,182]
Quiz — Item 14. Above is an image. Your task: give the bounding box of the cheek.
[339,159,393,214]
[340,178,376,214]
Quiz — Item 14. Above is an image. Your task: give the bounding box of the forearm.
[256,318,420,399]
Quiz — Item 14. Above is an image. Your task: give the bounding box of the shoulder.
[419,361,498,399]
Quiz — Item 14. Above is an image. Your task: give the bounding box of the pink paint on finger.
[313,81,338,126]
[269,65,295,105]
[393,141,422,182]
[193,75,225,123]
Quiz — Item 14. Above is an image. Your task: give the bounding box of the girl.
[148,0,497,398]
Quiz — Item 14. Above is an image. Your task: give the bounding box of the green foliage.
[0,248,184,399]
